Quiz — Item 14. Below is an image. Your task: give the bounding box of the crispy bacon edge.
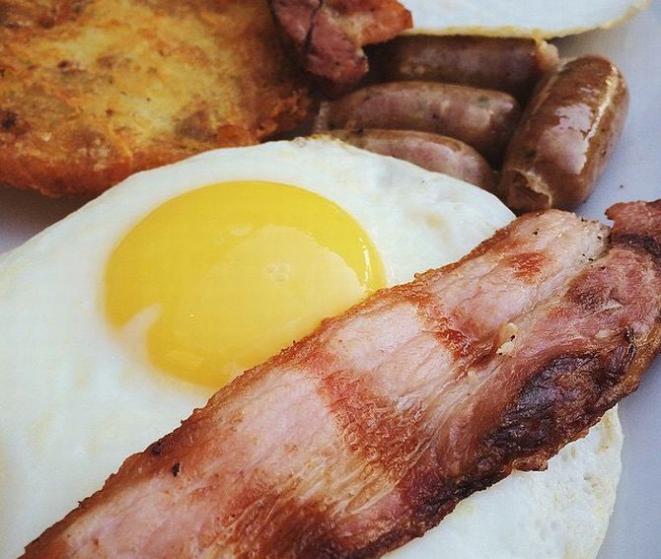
[269,0,412,93]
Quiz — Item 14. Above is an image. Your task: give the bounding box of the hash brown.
[0,0,311,196]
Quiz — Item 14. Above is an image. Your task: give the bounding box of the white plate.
[557,5,661,558]
[0,6,659,557]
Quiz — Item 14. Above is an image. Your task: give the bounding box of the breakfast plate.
[0,4,659,558]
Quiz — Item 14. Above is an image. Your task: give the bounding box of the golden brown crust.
[0,0,312,196]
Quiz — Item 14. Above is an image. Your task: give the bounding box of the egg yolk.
[105,181,386,388]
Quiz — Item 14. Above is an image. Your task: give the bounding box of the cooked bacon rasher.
[22,201,661,559]
[269,0,412,91]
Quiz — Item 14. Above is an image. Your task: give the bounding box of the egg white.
[0,138,619,559]
[401,0,649,38]
[388,409,621,559]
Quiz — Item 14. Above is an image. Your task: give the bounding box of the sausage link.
[499,56,629,212]
[323,129,497,192]
[314,81,521,164]
[371,35,559,103]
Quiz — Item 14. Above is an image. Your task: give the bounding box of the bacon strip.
[22,201,661,559]
[269,0,412,92]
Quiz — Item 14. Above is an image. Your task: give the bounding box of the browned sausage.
[314,81,521,164]
[323,129,497,192]
[498,56,629,212]
[370,36,559,103]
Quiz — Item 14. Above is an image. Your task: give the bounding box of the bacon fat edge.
[21,201,661,559]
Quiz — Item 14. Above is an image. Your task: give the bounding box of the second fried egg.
[401,0,649,38]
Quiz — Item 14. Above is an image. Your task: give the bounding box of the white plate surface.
[558,4,661,558]
[0,5,660,557]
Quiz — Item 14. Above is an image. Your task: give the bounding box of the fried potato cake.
[0,0,311,196]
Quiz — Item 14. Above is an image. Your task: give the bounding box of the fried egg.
[401,0,649,38]
[0,138,620,558]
